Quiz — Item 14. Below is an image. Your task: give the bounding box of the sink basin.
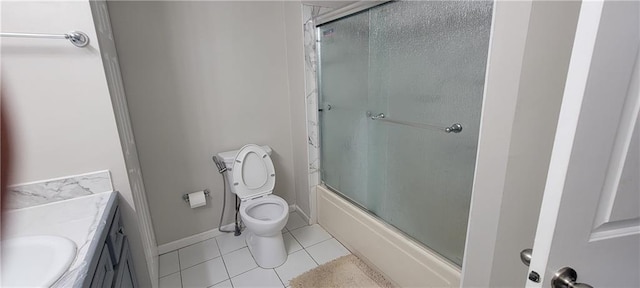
[2,235,77,287]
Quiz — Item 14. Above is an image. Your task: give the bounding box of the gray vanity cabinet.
[90,246,115,288]
[85,195,138,288]
[113,238,136,288]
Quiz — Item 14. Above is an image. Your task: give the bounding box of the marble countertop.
[3,191,117,287]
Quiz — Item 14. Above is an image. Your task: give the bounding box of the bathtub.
[315,185,461,287]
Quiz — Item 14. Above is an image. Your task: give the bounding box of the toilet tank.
[216,145,273,168]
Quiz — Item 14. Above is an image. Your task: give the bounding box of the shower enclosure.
[318,1,493,266]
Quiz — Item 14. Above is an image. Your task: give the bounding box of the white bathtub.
[315,185,461,287]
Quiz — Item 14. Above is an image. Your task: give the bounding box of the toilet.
[217,144,289,268]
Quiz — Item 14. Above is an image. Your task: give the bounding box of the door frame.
[461,0,582,286]
[461,1,533,285]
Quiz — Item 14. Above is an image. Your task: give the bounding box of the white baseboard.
[309,186,318,224]
[157,223,236,255]
[293,204,311,225]
[157,206,305,255]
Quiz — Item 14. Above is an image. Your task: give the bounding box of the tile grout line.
[177,236,229,272]
[272,266,287,287]
[220,244,248,257]
[179,256,224,272]
[241,244,285,287]
[158,271,181,285]
[304,236,336,250]
[176,250,184,288]
[213,237,233,286]
[285,233,304,255]
[207,278,232,288]
[276,234,304,287]
[303,245,321,266]
[161,213,323,288]
[233,266,260,279]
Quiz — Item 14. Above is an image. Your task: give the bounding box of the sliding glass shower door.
[319,1,492,266]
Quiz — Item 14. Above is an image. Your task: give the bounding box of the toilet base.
[246,231,287,268]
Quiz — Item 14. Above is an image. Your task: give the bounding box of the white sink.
[1,235,77,287]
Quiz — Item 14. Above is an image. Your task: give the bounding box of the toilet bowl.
[218,144,289,268]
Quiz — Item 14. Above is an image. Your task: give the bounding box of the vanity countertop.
[3,191,118,287]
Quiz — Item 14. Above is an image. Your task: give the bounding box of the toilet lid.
[231,144,275,200]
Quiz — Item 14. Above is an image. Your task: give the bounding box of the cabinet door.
[90,246,115,288]
[107,207,125,265]
[113,238,138,288]
[118,259,135,288]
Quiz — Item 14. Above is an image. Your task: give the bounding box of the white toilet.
[218,144,289,268]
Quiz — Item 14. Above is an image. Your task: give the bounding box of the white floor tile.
[231,268,284,288]
[305,238,350,265]
[222,247,258,277]
[159,251,180,277]
[209,279,233,288]
[274,250,317,286]
[179,238,221,269]
[285,212,307,231]
[282,233,302,254]
[159,272,182,288]
[216,232,247,255]
[180,257,228,288]
[289,224,332,248]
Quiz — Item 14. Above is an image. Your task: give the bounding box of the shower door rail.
[367,111,463,133]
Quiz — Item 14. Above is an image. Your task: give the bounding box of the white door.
[527,0,640,287]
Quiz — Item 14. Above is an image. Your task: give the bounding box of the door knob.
[520,248,532,266]
[551,267,593,288]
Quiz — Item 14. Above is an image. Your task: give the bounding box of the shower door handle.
[366,111,462,134]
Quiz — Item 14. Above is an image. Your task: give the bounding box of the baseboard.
[309,186,318,224]
[157,223,236,255]
[157,206,305,255]
[293,204,311,225]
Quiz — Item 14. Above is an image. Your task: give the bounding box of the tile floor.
[158,212,351,288]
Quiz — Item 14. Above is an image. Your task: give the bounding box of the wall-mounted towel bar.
[367,111,463,133]
[0,31,89,47]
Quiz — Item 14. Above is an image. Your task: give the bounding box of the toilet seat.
[239,195,288,225]
[231,144,276,200]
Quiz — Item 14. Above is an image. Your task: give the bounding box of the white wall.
[0,1,151,287]
[283,1,311,217]
[462,1,580,286]
[107,1,308,245]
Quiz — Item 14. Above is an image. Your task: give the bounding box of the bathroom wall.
[284,2,311,218]
[0,1,152,287]
[107,1,308,245]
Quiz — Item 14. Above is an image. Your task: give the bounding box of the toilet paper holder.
[182,189,210,204]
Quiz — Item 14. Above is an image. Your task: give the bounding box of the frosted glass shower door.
[319,1,492,266]
[319,11,372,208]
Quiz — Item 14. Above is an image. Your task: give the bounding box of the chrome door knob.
[520,248,532,266]
[551,267,593,288]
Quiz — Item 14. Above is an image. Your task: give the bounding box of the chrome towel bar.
[366,111,463,133]
[0,31,89,47]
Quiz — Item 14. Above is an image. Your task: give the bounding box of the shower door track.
[314,1,391,27]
